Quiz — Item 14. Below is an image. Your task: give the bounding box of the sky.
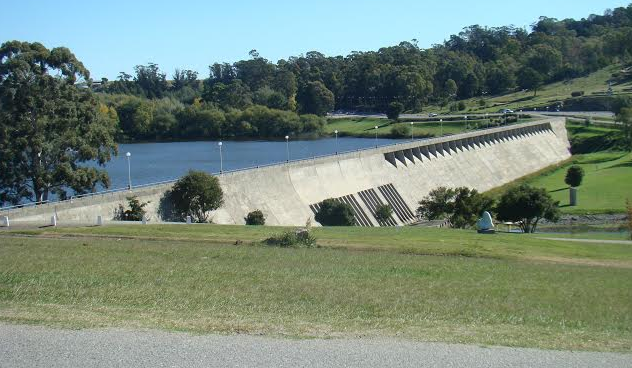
[1,0,630,80]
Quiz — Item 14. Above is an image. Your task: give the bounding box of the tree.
[496,184,560,233]
[517,67,544,96]
[245,209,266,225]
[170,170,224,223]
[565,165,585,187]
[0,41,118,205]
[374,204,393,223]
[134,63,168,99]
[298,81,334,116]
[390,123,411,138]
[416,187,494,228]
[449,187,494,229]
[386,102,404,121]
[315,199,355,226]
[417,187,456,220]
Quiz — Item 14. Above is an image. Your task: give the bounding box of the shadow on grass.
[549,187,568,193]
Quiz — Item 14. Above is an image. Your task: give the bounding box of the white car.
[428,113,438,117]
[499,109,514,114]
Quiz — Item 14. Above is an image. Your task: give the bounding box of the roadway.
[1,324,630,368]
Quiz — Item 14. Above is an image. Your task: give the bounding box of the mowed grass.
[1,225,632,351]
[525,152,632,214]
[326,117,531,138]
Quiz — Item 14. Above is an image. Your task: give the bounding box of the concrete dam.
[4,118,571,227]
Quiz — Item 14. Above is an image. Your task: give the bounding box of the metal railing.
[0,117,549,214]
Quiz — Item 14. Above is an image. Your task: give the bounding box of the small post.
[374,126,378,148]
[285,135,290,162]
[570,187,578,206]
[51,215,57,227]
[96,215,103,226]
[186,216,192,224]
[2,216,9,227]
[410,122,414,141]
[142,215,147,225]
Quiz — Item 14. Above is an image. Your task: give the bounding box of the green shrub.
[571,91,585,97]
[245,210,266,225]
[265,229,316,247]
[375,204,393,223]
[457,101,467,111]
[170,170,224,223]
[390,124,411,138]
[115,196,148,221]
[315,199,355,226]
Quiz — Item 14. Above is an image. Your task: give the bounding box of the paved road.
[329,111,614,120]
[538,237,632,245]
[1,324,630,368]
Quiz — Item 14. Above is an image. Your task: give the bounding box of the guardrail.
[0,117,547,214]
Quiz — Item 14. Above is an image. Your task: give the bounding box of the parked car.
[428,113,438,117]
[498,109,514,114]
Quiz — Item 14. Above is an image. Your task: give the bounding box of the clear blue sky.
[1,0,629,80]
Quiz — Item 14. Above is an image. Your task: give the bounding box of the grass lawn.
[489,151,632,215]
[326,117,533,138]
[1,225,631,351]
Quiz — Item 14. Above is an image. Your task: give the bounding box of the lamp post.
[410,122,414,141]
[439,119,443,137]
[218,142,223,175]
[334,130,339,154]
[464,115,468,130]
[126,152,132,190]
[285,135,290,162]
[374,126,378,148]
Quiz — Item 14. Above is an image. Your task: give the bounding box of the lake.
[105,137,405,190]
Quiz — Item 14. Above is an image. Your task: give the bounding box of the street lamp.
[410,122,414,141]
[465,115,468,130]
[126,152,132,190]
[334,130,339,154]
[439,119,443,136]
[374,126,378,148]
[218,142,223,175]
[285,135,290,162]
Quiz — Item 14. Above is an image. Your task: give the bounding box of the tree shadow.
[158,190,182,222]
[549,187,568,193]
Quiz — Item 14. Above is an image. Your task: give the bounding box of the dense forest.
[93,4,632,141]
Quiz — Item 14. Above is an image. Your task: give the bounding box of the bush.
[390,124,411,138]
[265,229,316,247]
[245,210,266,225]
[374,204,393,223]
[571,91,585,97]
[315,199,355,226]
[115,196,148,221]
[457,101,467,111]
[170,170,224,223]
[565,165,585,187]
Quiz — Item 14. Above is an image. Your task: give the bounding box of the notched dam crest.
[383,122,555,168]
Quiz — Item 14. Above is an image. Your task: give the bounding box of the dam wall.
[3,118,571,226]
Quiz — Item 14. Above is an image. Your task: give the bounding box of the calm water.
[103,137,405,190]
